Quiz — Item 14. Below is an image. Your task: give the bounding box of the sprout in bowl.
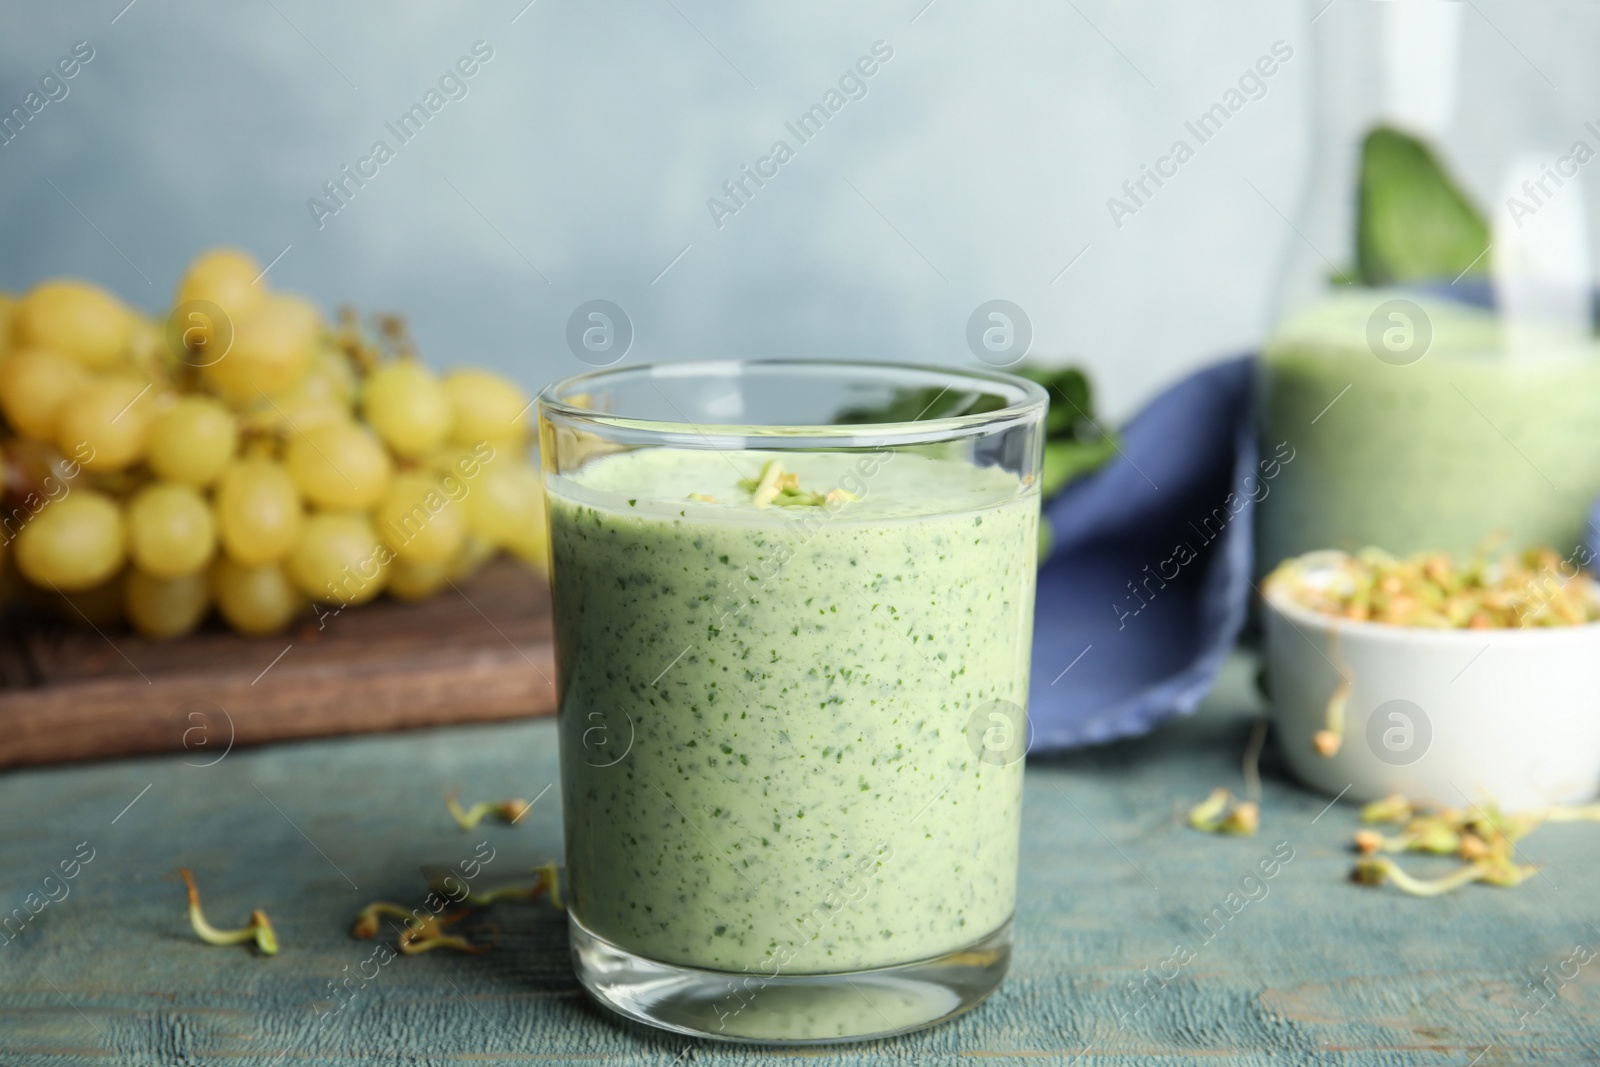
[1261,547,1600,812]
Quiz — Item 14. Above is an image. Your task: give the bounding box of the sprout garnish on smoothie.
[735,458,860,509]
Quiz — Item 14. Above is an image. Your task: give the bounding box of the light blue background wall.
[0,1,1557,418]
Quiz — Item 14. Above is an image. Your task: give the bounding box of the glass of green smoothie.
[537,360,1046,1043]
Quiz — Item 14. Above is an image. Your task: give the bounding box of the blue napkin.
[1028,357,1258,750]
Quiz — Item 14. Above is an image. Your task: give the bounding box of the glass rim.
[536,359,1049,445]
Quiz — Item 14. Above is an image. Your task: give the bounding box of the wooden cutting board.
[0,558,557,768]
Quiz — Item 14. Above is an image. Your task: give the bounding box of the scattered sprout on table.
[1353,815,1461,856]
[1219,801,1260,835]
[426,860,564,908]
[398,911,493,955]
[1359,794,1415,824]
[445,793,531,831]
[351,901,491,954]
[1189,719,1268,836]
[1351,856,1532,896]
[350,901,410,939]
[1188,787,1259,836]
[353,862,564,956]
[1346,794,1600,896]
[179,867,278,955]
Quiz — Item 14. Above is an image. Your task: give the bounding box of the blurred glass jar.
[1257,1,1600,574]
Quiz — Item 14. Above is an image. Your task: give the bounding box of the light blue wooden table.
[3,655,1595,1065]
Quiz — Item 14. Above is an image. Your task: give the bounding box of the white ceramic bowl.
[1262,565,1600,812]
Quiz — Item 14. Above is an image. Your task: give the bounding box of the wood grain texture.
[0,559,557,769]
[0,654,1595,1065]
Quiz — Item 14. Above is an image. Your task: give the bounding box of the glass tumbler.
[537,360,1045,1043]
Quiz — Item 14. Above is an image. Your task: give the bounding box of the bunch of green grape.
[0,248,547,640]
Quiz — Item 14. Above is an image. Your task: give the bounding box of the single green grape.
[124,567,210,640]
[175,248,265,321]
[201,293,318,403]
[127,482,216,579]
[374,471,467,565]
[0,348,88,442]
[11,278,133,370]
[55,374,157,472]
[287,511,388,606]
[465,459,544,548]
[215,457,303,565]
[15,490,125,590]
[148,396,238,486]
[284,419,390,510]
[210,556,303,635]
[363,360,453,458]
[443,369,529,446]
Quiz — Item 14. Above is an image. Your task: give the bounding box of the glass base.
[569,913,1013,1045]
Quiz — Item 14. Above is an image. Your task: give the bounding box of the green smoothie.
[546,446,1037,974]
[1259,291,1600,573]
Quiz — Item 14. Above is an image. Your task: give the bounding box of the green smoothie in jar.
[1258,291,1600,573]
